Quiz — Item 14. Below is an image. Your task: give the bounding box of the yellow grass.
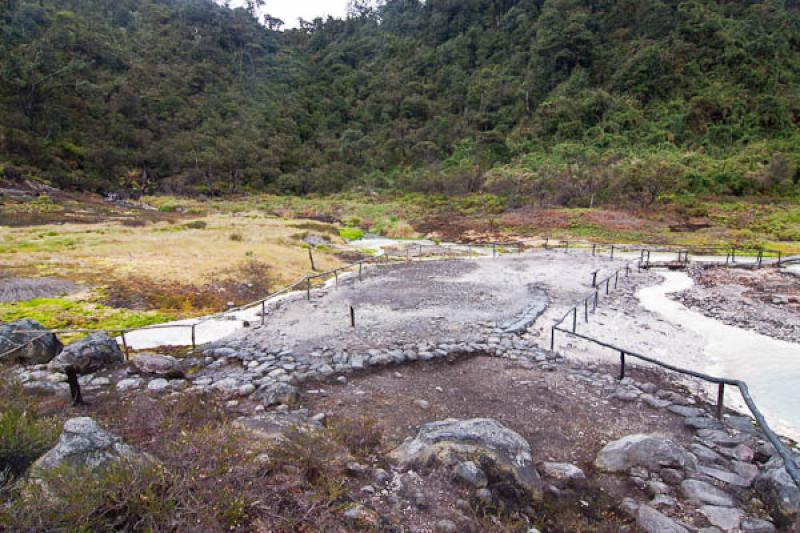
[0,212,344,287]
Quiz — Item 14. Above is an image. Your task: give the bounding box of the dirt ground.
[677,266,800,343]
[223,251,630,354]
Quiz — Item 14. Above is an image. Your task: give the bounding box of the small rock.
[343,504,379,528]
[435,519,457,533]
[636,505,688,533]
[700,505,744,531]
[541,462,586,482]
[147,378,170,392]
[680,479,736,507]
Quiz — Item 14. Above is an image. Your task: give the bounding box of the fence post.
[584,298,588,322]
[625,264,630,278]
[716,383,725,420]
[335,270,339,286]
[308,248,316,271]
[619,352,625,380]
[592,243,596,256]
[731,248,736,263]
[572,307,577,332]
[261,301,266,326]
[550,326,556,351]
[406,247,410,262]
[191,324,196,352]
[306,277,311,300]
[65,366,83,406]
[778,251,782,266]
[359,263,363,281]
[120,332,130,360]
[593,291,598,312]
[610,245,615,260]
[350,305,355,328]
[544,237,549,250]
[492,243,497,257]
[614,271,619,289]
[606,278,610,294]
[591,271,598,287]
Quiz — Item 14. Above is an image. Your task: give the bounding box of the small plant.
[229,232,243,242]
[183,220,207,230]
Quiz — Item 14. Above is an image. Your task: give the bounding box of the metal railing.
[548,251,800,489]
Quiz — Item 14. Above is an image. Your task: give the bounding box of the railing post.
[778,250,782,266]
[619,352,625,380]
[605,278,610,295]
[610,245,615,260]
[731,248,736,263]
[191,324,196,352]
[306,277,311,300]
[359,262,363,281]
[625,264,630,278]
[350,305,355,328]
[757,251,763,268]
[592,243,596,256]
[308,248,316,271]
[261,301,266,326]
[593,291,598,312]
[65,366,83,406]
[591,271,598,287]
[550,326,556,351]
[614,271,619,289]
[572,307,577,332]
[406,247,410,262]
[584,298,588,322]
[492,243,497,257]
[716,383,725,420]
[120,332,130,360]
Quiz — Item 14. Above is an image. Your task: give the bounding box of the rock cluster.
[48,332,124,374]
[0,318,62,365]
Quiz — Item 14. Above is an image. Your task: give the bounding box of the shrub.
[229,232,243,242]
[183,220,207,230]
[0,380,59,479]
[327,416,383,458]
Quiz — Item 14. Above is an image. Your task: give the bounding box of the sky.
[232,1,350,29]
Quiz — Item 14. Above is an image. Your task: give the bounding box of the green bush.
[183,220,207,230]
[0,380,59,479]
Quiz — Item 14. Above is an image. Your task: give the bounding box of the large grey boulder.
[388,418,542,500]
[0,319,61,365]
[680,479,736,507]
[255,382,299,407]
[31,417,152,476]
[755,466,800,527]
[131,353,184,379]
[48,333,124,374]
[637,505,689,533]
[595,434,696,472]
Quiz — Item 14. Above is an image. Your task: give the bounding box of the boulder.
[541,462,586,481]
[388,418,542,500]
[595,434,696,473]
[48,333,123,374]
[680,479,736,507]
[255,382,299,407]
[755,466,800,527]
[637,505,689,533]
[31,417,152,476]
[0,319,62,365]
[130,353,184,379]
[700,505,744,530]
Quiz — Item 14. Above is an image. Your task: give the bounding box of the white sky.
[231,1,350,28]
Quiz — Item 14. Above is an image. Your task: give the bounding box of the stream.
[638,271,800,441]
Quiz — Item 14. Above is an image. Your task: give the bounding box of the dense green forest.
[1,0,800,206]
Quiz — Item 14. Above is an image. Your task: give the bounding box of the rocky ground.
[675,266,800,344]
[2,252,799,531]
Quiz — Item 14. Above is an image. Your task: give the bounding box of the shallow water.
[638,271,800,441]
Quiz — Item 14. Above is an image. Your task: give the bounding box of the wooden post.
[335,270,339,286]
[610,245,615,260]
[544,237,549,250]
[592,271,598,288]
[619,352,625,380]
[308,248,316,271]
[359,262,363,281]
[572,307,577,332]
[65,366,83,406]
[593,291,598,312]
[406,247,410,262]
[306,278,311,300]
[120,332,130,360]
[614,271,619,289]
[716,383,725,420]
[592,243,596,256]
[731,248,736,263]
[191,324,196,352]
[606,278,610,295]
[584,298,589,322]
[550,326,556,351]
[492,243,497,257]
[625,264,630,277]
[261,301,266,326]
[350,305,355,328]
[778,250,782,266]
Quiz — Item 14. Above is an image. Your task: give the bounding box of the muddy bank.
[675,266,800,344]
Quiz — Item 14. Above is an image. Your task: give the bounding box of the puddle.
[638,271,800,441]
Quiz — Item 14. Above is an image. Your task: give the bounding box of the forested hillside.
[2,0,800,206]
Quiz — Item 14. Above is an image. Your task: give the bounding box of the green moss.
[0,297,173,341]
[338,227,364,241]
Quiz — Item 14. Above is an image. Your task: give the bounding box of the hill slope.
[1,0,799,205]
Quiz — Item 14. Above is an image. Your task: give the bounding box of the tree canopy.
[1,0,799,204]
